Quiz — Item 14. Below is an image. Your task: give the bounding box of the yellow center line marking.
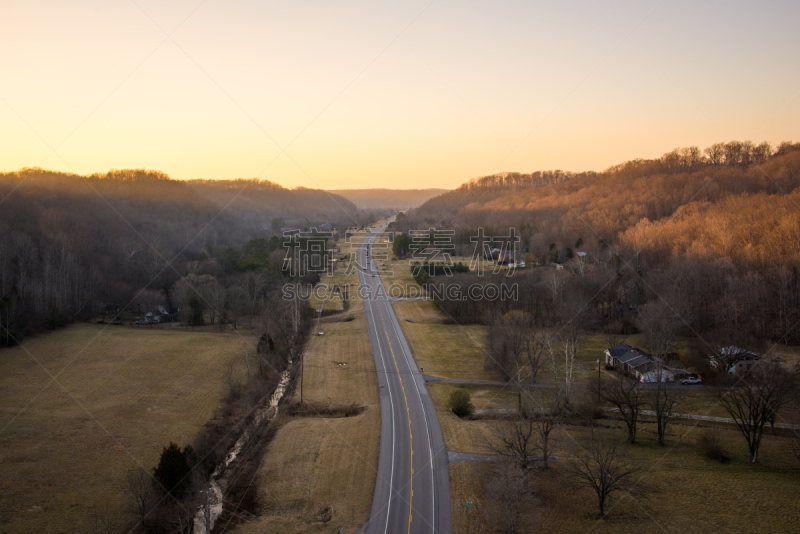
[384,328,414,534]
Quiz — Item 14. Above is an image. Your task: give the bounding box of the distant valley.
[327,188,449,210]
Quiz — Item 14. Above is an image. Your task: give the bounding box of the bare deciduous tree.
[715,361,797,462]
[595,377,645,444]
[649,369,681,446]
[486,408,538,471]
[124,467,154,531]
[524,329,548,386]
[753,140,773,164]
[486,310,548,385]
[259,287,308,374]
[481,461,536,534]
[204,280,227,329]
[544,269,566,303]
[486,391,566,470]
[547,321,582,404]
[636,300,680,360]
[527,391,567,469]
[603,326,626,350]
[704,142,725,164]
[486,312,525,382]
[567,425,642,518]
[636,300,683,445]
[567,252,589,277]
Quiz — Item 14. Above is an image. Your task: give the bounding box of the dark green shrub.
[449,389,474,418]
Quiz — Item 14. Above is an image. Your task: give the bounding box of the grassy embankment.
[230,262,380,534]
[0,324,245,533]
[392,297,800,534]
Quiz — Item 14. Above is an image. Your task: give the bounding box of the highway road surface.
[358,221,452,534]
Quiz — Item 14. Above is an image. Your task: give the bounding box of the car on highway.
[681,377,703,385]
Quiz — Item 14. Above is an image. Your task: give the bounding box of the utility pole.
[300,353,304,405]
[203,489,211,534]
[293,283,299,334]
[597,358,601,403]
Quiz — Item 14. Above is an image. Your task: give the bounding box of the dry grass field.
[377,258,423,299]
[427,382,510,454]
[0,324,245,533]
[391,297,442,324]
[429,381,800,533]
[294,314,379,407]
[230,289,380,534]
[392,299,494,381]
[308,269,362,313]
[447,418,800,534]
[231,410,380,534]
[396,298,800,533]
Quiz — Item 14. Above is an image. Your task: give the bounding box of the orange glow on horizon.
[1,1,798,190]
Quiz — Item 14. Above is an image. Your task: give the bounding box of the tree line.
[395,141,800,348]
[0,167,357,344]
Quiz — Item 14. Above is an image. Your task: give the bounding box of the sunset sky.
[2,0,798,190]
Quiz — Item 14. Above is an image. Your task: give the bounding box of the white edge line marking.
[386,290,436,533]
[363,235,395,534]
[373,221,437,533]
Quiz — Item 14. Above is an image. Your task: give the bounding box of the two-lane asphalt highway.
[359,223,452,534]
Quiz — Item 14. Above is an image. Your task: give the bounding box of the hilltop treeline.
[397,140,800,349]
[0,168,358,342]
[398,140,800,263]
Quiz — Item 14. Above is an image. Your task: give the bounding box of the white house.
[718,346,761,376]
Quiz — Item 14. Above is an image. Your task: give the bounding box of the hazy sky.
[2,0,799,189]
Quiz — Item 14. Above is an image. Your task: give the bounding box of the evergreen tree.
[153,442,192,497]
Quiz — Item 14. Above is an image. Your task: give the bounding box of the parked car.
[681,377,703,385]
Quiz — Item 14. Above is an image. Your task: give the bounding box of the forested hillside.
[0,168,359,342]
[394,140,800,351]
[400,141,800,264]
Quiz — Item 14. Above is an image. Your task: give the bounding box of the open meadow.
[393,292,800,534]
[0,324,245,533]
[393,299,493,381]
[432,379,800,534]
[446,415,800,534]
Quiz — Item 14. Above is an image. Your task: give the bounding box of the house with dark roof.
[604,343,676,382]
[605,343,632,361]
